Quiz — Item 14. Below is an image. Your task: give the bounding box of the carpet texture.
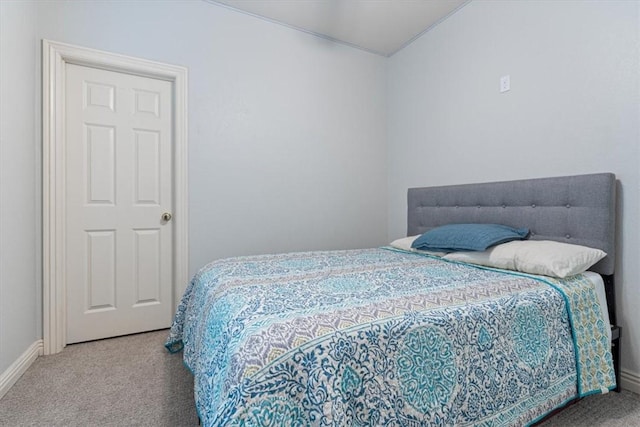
[0,330,197,426]
[0,329,638,426]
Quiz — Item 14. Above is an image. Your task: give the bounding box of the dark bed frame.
[406,173,620,392]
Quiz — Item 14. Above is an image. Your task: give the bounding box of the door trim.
[42,40,189,355]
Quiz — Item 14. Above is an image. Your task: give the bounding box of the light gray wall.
[0,0,40,374]
[33,0,389,274]
[387,0,640,375]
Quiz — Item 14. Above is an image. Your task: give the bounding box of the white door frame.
[42,40,189,355]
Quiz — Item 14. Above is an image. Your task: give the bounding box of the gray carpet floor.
[0,330,198,426]
[0,329,638,426]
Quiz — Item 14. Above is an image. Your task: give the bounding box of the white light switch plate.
[500,75,510,93]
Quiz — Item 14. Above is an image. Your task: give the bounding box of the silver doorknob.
[161,212,172,222]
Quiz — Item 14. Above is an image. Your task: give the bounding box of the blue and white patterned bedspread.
[166,248,615,426]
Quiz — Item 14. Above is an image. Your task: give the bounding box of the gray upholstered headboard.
[407,173,616,276]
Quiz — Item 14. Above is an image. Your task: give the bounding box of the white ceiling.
[207,0,470,57]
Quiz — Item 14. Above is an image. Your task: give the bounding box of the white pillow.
[390,235,419,251]
[443,240,606,278]
[389,235,446,257]
[443,247,515,269]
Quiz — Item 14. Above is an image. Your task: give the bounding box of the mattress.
[166,247,615,426]
[583,271,611,342]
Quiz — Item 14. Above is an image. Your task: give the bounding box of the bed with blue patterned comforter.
[166,247,615,426]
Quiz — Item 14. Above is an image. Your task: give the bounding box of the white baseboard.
[0,339,43,400]
[621,368,640,394]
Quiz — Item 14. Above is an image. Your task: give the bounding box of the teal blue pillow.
[411,223,529,252]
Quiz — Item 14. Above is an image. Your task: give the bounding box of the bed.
[166,173,618,426]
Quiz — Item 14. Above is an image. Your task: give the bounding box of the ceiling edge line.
[388,0,473,57]
[202,0,389,57]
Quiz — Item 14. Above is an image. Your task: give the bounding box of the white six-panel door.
[65,63,173,343]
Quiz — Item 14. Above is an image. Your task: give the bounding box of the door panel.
[85,230,116,311]
[133,228,161,306]
[85,124,116,204]
[133,129,161,204]
[65,63,173,343]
